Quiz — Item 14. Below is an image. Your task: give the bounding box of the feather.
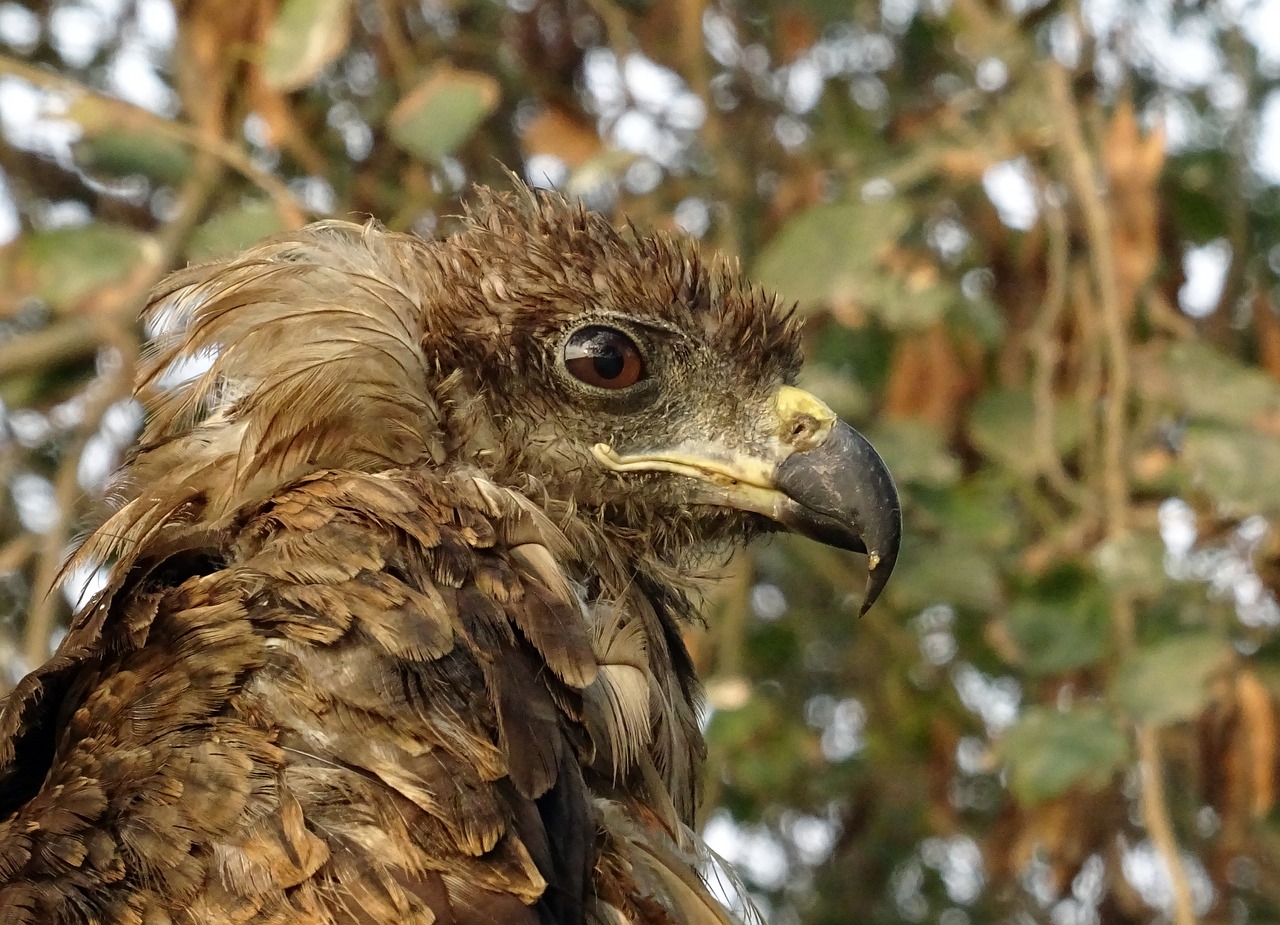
[0,183,824,925]
[507,544,598,689]
[495,650,561,801]
[583,603,652,778]
[595,801,739,925]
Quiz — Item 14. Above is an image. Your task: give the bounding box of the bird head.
[429,188,901,613]
[121,185,897,613]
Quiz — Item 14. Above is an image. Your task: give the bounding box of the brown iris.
[564,326,646,390]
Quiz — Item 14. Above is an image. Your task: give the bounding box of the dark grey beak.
[774,420,901,615]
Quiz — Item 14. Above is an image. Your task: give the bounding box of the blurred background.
[1,0,1279,922]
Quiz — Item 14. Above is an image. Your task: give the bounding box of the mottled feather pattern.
[0,186,809,924]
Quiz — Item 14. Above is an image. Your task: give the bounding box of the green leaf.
[923,474,1019,550]
[861,264,955,329]
[388,67,501,163]
[1094,531,1170,598]
[1006,573,1109,676]
[969,388,1081,476]
[947,288,1006,346]
[261,0,353,91]
[73,129,192,185]
[998,706,1128,803]
[755,202,896,312]
[188,201,288,261]
[891,535,1002,613]
[1181,423,1280,513]
[754,199,950,327]
[706,695,814,792]
[1244,638,1280,699]
[7,224,152,312]
[745,621,802,675]
[1167,150,1234,242]
[1139,341,1280,425]
[864,419,960,488]
[1117,634,1231,725]
[807,323,895,392]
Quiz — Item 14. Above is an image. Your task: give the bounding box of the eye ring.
[563,325,646,390]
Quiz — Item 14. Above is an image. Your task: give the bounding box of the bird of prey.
[0,185,899,925]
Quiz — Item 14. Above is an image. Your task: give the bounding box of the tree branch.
[0,55,310,229]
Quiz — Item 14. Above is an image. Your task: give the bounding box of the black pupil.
[592,340,625,379]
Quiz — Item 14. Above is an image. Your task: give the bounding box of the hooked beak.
[592,386,901,614]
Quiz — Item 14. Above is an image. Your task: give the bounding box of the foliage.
[2,1,1280,923]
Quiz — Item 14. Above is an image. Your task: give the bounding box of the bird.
[0,184,900,925]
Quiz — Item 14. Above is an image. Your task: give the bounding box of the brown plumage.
[0,185,900,925]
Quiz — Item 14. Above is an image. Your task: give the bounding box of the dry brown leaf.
[1236,670,1277,818]
[1006,788,1123,899]
[173,0,269,131]
[938,148,997,182]
[1254,292,1280,384]
[1101,100,1165,316]
[774,7,817,65]
[1131,445,1174,483]
[883,322,981,431]
[878,243,940,287]
[520,106,604,169]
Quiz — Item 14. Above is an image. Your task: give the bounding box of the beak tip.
[857,496,902,616]
[858,546,898,616]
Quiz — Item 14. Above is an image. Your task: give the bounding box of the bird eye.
[564,326,646,390]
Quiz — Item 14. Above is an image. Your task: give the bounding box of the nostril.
[789,414,818,443]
